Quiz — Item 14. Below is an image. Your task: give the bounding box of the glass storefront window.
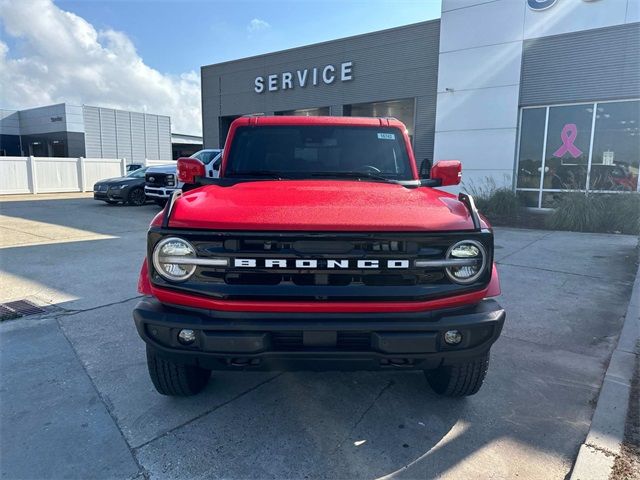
[516,99,639,207]
[589,101,639,192]
[51,140,65,157]
[344,98,415,140]
[543,104,593,190]
[516,108,546,189]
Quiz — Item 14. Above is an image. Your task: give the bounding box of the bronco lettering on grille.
[233,259,410,269]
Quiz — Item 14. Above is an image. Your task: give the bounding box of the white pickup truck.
[144,149,221,206]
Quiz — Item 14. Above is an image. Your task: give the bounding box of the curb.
[570,260,640,480]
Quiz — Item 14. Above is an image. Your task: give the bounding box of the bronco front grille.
[148,230,493,302]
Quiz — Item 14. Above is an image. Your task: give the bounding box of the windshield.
[192,150,220,164]
[126,167,148,178]
[225,126,413,180]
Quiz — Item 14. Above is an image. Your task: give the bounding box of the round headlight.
[152,237,196,282]
[445,240,487,284]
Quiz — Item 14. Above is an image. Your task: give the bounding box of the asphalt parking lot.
[0,193,637,480]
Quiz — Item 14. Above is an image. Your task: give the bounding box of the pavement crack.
[54,316,148,478]
[330,379,394,455]
[53,295,143,318]
[131,371,284,451]
[497,261,634,284]
[496,232,554,263]
[0,223,54,240]
[584,442,618,458]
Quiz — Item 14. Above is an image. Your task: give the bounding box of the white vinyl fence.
[0,157,174,195]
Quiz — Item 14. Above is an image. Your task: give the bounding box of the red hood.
[167,180,477,231]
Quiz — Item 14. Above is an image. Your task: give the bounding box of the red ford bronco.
[134,116,504,397]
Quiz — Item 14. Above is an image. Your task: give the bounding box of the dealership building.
[0,103,175,162]
[201,0,639,207]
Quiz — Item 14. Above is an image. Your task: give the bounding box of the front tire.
[425,353,489,397]
[127,187,146,206]
[146,345,211,396]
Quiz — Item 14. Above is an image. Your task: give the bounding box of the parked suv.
[134,116,504,397]
[144,150,222,205]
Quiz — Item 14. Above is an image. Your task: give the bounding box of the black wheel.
[127,187,146,206]
[146,345,210,396]
[154,198,167,207]
[425,353,489,397]
[104,200,119,205]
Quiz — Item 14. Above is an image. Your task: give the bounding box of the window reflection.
[516,100,639,207]
[516,108,546,189]
[344,98,415,141]
[543,104,593,190]
[275,107,330,116]
[589,101,639,191]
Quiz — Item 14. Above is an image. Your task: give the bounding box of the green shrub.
[463,176,522,219]
[600,193,640,235]
[545,193,603,232]
[483,188,521,217]
[546,193,639,235]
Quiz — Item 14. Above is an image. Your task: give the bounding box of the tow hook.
[230,358,260,367]
[388,358,414,368]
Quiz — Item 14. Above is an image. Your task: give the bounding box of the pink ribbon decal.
[553,123,582,158]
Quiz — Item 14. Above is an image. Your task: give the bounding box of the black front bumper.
[94,190,125,201]
[133,298,505,371]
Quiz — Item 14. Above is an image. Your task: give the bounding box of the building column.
[433,0,526,192]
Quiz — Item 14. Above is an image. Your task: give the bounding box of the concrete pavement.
[571,261,640,480]
[0,194,637,479]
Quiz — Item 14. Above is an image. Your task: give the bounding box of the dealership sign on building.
[254,61,353,93]
[527,0,600,10]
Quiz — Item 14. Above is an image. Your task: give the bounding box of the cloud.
[0,0,201,135]
[247,18,271,33]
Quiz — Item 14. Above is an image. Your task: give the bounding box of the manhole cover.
[0,300,46,321]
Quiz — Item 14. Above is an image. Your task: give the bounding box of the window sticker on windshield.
[377,133,396,140]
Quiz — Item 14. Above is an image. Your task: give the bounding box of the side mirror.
[430,160,462,186]
[177,157,205,185]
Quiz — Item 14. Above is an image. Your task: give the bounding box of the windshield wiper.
[310,171,401,184]
[225,170,283,179]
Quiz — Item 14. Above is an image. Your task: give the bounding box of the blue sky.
[55,0,440,74]
[0,0,440,134]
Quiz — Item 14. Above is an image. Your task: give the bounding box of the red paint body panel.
[168,180,476,231]
[177,157,205,184]
[431,160,462,186]
[137,258,152,295]
[150,211,163,227]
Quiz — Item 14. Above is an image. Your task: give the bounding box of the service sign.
[254,61,353,94]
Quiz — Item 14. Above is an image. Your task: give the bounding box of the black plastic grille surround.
[145,172,172,187]
[271,332,372,351]
[148,229,494,302]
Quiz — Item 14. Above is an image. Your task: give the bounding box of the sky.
[0,0,441,135]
